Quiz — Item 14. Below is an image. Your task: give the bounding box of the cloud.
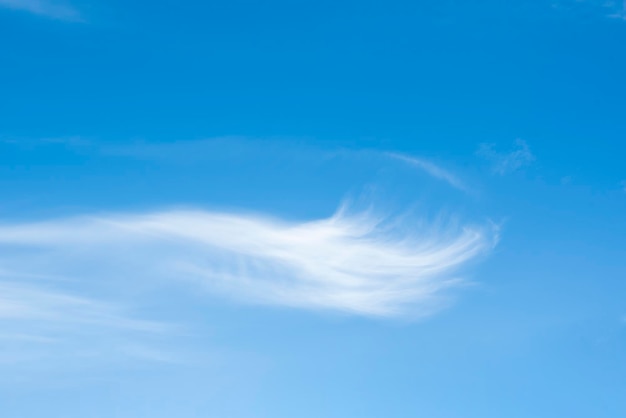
[0,139,495,371]
[0,0,82,21]
[601,0,626,20]
[477,139,535,175]
[385,152,470,193]
[551,0,626,20]
[0,280,162,331]
[0,203,496,319]
[0,278,171,368]
[1,136,470,182]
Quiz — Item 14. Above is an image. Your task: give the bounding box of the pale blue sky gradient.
[1,1,626,417]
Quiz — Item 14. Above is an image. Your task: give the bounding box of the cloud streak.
[0,281,163,331]
[385,152,470,192]
[550,0,626,20]
[0,0,82,21]
[0,278,170,368]
[0,203,495,318]
[596,0,626,20]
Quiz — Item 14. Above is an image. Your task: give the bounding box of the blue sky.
[1,1,626,417]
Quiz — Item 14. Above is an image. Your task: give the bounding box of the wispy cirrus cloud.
[551,0,626,20]
[0,280,164,332]
[0,203,495,319]
[477,139,535,175]
[385,152,470,193]
[594,0,626,20]
[0,139,495,371]
[0,136,476,196]
[607,3,626,19]
[0,0,82,21]
[0,278,171,367]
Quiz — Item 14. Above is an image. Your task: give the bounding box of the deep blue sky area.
[1,1,625,417]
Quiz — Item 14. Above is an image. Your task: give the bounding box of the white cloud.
[0,0,82,21]
[551,0,626,20]
[0,137,473,195]
[385,152,470,192]
[0,140,495,369]
[0,203,496,319]
[0,278,171,368]
[600,0,626,20]
[478,139,535,175]
[0,281,162,331]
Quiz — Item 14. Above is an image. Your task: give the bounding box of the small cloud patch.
[478,139,535,175]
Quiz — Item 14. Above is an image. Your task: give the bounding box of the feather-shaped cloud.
[0,204,495,318]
